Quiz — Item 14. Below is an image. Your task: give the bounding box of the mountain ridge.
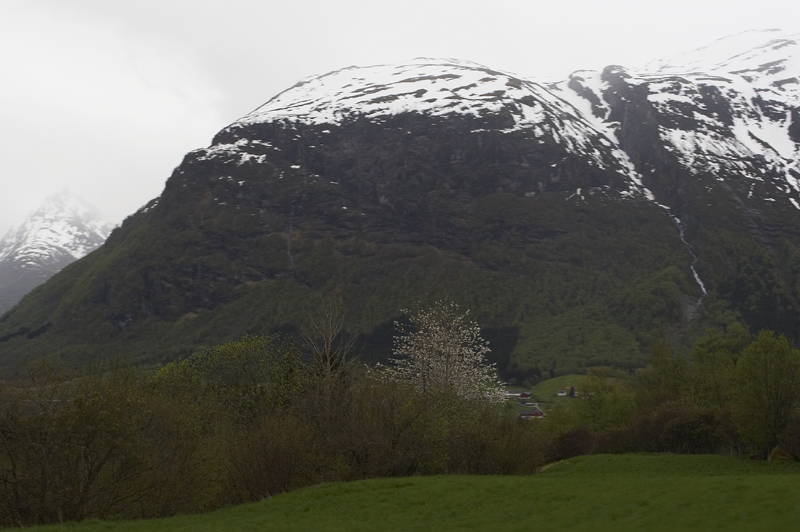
[0,30,798,378]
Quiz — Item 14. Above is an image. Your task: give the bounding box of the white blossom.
[379,301,505,403]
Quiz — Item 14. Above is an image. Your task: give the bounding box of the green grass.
[25,454,800,532]
[529,373,587,405]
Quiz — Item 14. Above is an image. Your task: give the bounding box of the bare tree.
[299,290,358,400]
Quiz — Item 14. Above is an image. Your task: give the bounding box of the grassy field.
[529,373,587,405]
[24,454,800,532]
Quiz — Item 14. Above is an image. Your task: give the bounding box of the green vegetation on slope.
[0,191,710,381]
[23,455,800,532]
[4,108,800,384]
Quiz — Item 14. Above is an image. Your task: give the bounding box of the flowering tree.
[382,301,504,403]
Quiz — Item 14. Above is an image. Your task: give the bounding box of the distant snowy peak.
[0,192,113,269]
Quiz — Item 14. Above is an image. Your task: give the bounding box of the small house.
[519,405,546,419]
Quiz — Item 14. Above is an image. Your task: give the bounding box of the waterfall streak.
[668,213,707,296]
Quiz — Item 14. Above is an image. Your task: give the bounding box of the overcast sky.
[2,0,799,235]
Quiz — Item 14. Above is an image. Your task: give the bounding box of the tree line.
[1,300,799,527]
[542,324,800,462]
[0,301,544,527]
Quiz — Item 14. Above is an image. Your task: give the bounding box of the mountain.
[1,30,799,379]
[0,191,114,316]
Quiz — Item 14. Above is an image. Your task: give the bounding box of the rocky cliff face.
[0,192,113,316]
[555,30,800,215]
[1,31,799,377]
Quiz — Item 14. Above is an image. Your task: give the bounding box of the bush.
[549,427,595,462]
[228,415,318,502]
[628,401,733,454]
[0,361,152,525]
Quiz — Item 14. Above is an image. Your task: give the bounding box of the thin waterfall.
[667,212,707,297]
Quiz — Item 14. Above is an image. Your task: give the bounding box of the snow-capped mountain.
[2,30,800,375]
[210,58,648,195]
[200,29,800,214]
[0,191,113,315]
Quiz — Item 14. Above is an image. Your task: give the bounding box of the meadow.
[24,454,800,532]
[529,373,588,405]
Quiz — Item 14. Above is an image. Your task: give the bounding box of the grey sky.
[2,0,799,235]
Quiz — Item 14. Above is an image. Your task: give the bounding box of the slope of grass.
[25,454,800,532]
[529,373,587,405]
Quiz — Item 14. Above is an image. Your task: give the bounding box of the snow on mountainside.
[213,58,649,195]
[201,31,800,210]
[551,29,800,209]
[239,58,582,128]
[643,29,800,94]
